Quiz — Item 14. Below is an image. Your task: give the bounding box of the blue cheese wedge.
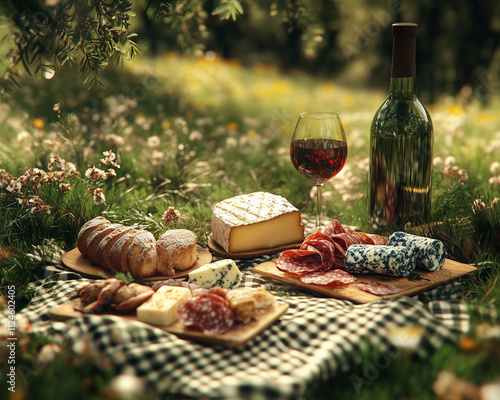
[345,244,416,277]
[211,192,304,253]
[387,232,446,271]
[188,259,242,289]
[136,286,191,326]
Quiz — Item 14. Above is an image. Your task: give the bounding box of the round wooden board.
[207,238,302,260]
[62,247,212,281]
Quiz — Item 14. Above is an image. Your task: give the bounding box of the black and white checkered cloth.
[3,252,477,400]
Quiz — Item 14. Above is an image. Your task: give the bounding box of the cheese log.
[345,244,416,277]
[188,259,242,289]
[387,232,446,271]
[77,216,110,257]
[211,192,305,253]
[137,286,191,326]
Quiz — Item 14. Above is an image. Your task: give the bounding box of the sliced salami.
[321,220,345,236]
[357,282,400,296]
[353,231,375,245]
[299,269,356,286]
[276,249,323,276]
[177,293,235,336]
[366,234,388,245]
[208,287,230,299]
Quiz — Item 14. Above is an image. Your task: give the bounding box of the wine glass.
[290,112,348,229]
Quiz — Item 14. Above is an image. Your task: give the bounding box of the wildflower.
[85,166,107,181]
[472,199,486,214]
[444,156,456,166]
[100,150,120,168]
[16,131,30,143]
[162,206,181,224]
[490,162,500,176]
[53,103,61,112]
[147,135,161,149]
[32,118,45,129]
[433,157,443,166]
[6,180,22,193]
[86,187,106,205]
[59,183,71,191]
[189,130,203,141]
[226,122,238,131]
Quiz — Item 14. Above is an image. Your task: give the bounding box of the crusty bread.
[157,229,198,275]
[97,225,136,268]
[126,230,157,278]
[77,216,110,257]
[77,217,199,278]
[87,223,123,265]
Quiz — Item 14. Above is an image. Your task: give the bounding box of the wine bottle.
[368,23,433,231]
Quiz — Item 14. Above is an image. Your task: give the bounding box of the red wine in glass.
[291,138,348,185]
[290,112,348,229]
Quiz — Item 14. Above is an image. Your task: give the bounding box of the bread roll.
[157,229,198,276]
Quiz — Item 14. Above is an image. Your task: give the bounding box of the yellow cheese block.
[211,192,305,253]
[136,286,191,327]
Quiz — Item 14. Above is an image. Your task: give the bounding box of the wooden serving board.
[208,237,302,260]
[63,248,212,281]
[49,299,289,348]
[253,259,477,304]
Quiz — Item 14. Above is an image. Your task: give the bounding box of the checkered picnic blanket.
[3,252,476,400]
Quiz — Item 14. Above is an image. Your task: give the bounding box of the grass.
[1,53,500,399]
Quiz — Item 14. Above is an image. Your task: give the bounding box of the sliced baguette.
[86,223,123,265]
[126,230,157,278]
[77,216,110,257]
[97,225,135,269]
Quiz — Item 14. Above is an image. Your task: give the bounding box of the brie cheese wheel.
[211,192,305,253]
[136,286,191,326]
[188,259,242,289]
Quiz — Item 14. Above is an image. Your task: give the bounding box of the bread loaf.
[157,229,198,276]
[77,217,199,278]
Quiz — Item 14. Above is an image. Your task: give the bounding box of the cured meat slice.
[276,249,323,276]
[299,269,356,286]
[321,220,345,236]
[387,231,446,271]
[177,293,235,336]
[345,244,416,277]
[366,234,388,245]
[353,231,375,245]
[208,287,230,299]
[301,232,336,271]
[357,282,400,296]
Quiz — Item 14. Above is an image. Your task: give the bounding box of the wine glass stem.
[316,183,323,229]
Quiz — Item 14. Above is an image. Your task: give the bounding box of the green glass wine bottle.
[368,23,433,231]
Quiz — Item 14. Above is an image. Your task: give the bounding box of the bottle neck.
[389,76,417,97]
[389,32,417,97]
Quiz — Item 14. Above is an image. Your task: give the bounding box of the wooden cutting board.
[253,259,477,304]
[50,299,289,348]
[63,248,212,281]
